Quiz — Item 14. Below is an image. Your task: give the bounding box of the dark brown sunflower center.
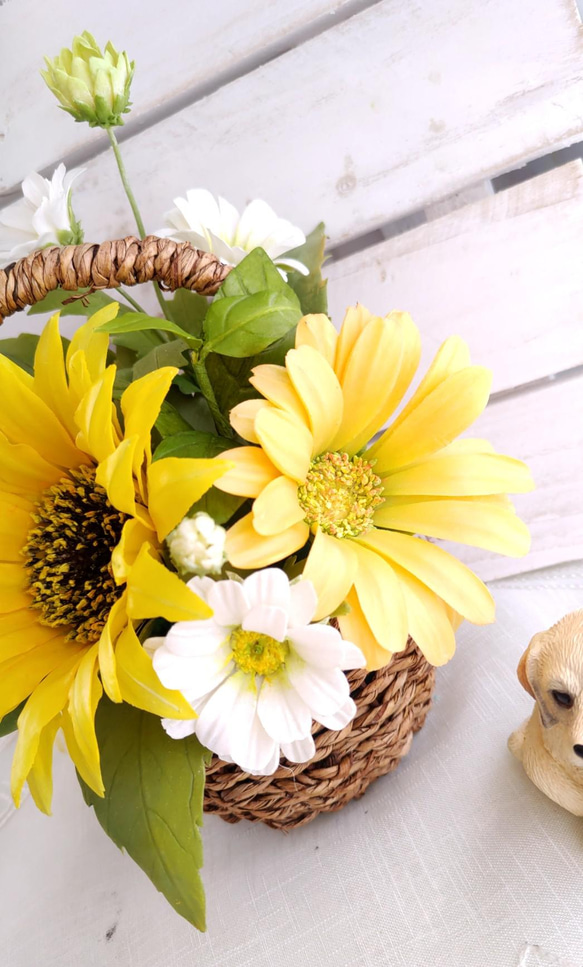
[23,465,128,643]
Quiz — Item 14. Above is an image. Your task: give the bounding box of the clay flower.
[160,189,309,277]
[215,307,535,670]
[0,165,84,268]
[149,569,365,775]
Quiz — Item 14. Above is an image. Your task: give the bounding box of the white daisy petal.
[207,579,249,627]
[340,640,367,670]
[153,643,233,698]
[243,568,291,615]
[164,619,227,657]
[288,580,318,627]
[315,697,357,731]
[161,718,197,740]
[242,604,288,642]
[228,684,279,774]
[287,624,348,668]
[142,636,166,658]
[287,658,350,715]
[194,672,248,758]
[186,575,215,602]
[281,733,316,764]
[257,677,312,742]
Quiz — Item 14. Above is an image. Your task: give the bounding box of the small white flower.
[148,569,365,775]
[0,164,84,268]
[167,512,227,577]
[159,189,309,279]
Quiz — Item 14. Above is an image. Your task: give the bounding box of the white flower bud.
[166,513,226,577]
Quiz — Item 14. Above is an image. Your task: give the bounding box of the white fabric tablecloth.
[2,565,583,967]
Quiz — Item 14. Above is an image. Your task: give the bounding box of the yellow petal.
[95,436,139,518]
[225,512,309,569]
[359,528,495,625]
[0,608,39,644]
[126,545,212,621]
[97,594,127,703]
[390,562,456,666]
[214,446,280,497]
[229,398,271,444]
[66,304,116,385]
[252,476,305,536]
[10,650,83,807]
[0,500,30,562]
[334,304,374,383]
[285,345,343,455]
[0,620,65,663]
[26,714,62,815]
[115,623,195,719]
[352,542,408,655]
[374,495,531,557]
[295,313,338,367]
[60,707,100,794]
[381,450,534,495]
[111,518,155,583]
[0,355,82,468]
[68,644,104,797]
[147,456,233,541]
[0,635,84,720]
[74,365,119,463]
[255,406,313,482]
[0,431,63,498]
[302,528,358,621]
[0,563,31,613]
[33,314,78,439]
[249,364,308,423]
[121,366,178,474]
[371,367,493,471]
[338,587,392,671]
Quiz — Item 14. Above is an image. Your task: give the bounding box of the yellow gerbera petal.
[229,398,271,444]
[97,594,127,704]
[10,650,83,807]
[26,714,62,815]
[252,475,305,536]
[147,456,233,541]
[115,623,195,719]
[121,366,178,474]
[0,355,82,468]
[338,588,392,671]
[225,512,309,569]
[33,314,78,440]
[249,364,308,423]
[285,345,343,455]
[352,542,408,656]
[255,406,313,482]
[359,529,495,625]
[390,562,456,666]
[74,364,119,463]
[374,495,531,556]
[214,446,280,497]
[111,518,156,583]
[95,435,139,518]
[0,501,30,562]
[0,432,63,498]
[334,304,374,383]
[302,527,358,621]
[371,367,492,471]
[0,637,84,718]
[126,545,212,621]
[381,450,534,495]
[295,313,338,368]
[0,563,31,613]
[68,644,104,797]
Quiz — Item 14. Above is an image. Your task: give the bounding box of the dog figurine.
[509,609,583,816]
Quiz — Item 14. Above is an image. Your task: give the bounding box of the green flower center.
[297,451,384,539]
[230,628,289,678]
[23,466,128,644]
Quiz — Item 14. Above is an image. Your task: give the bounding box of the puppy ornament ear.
[517,632,544,699]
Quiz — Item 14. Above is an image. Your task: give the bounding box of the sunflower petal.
[252,475,305,536]
[26,714,62,814]
[121,367,178,473]
[95,435,139,518]
[126,545,212,621]
[68,643,104,796]
[285,345,343,455]
[255,406,313,482]
[214,446,280,497]
[295,313,338,366]
[0,432,63,498]
[0,621,65,663]
[33,314,78,439]
[115,623,196,719]
[75,364,119,463]
[229,399,271,444]
[352,542,408,655]
[0,563,32,613]
[249,364,307,423]
[390,563,456,666]
[111,518,155,583]
[66,305,116,385]
[225,512,309,569]
[338,587,392,671]
[302,528,358,621]
[0,499,30,562]
[147,456,233,540]
[97,594,127,703]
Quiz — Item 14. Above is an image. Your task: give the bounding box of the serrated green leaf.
[79,700,208,931]
[214,247,288,299]
[203,289,301,357]
[132,339,190,379]
[27,288,129,318]
[0,701,25,738]
[282,222,328,315]
[167,290,209,337]
[96,310,198,345]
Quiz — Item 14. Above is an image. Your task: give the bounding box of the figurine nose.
[573,745,583,759]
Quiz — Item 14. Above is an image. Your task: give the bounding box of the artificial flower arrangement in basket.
[0,33,534,930]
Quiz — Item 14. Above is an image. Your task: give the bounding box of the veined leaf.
[282,222,328,315]
[0,334,40,374]
[155,401,196,438]
[132,339,190,379]
[203,289,301,357]
[27,288,130,317]
[214,247,289,299]
[97,311,201,348]
[79,699,209,931]
[167,290,208,337]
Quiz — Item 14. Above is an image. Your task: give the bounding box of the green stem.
[106,127,171,321]
[192,359,234,438]
[117,287,147,314]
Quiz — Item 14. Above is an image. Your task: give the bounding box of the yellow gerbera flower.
[215,306,534,670]
[0,306,231,812]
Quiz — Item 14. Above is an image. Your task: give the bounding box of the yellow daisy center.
[230,628,289,678]
[298,451,384,539]
[23,465,128,644]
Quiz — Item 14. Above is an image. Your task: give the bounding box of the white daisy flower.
[159,189,309,279]
[0,164,84,268]
[166,512,227,577]
[148,568,365,775]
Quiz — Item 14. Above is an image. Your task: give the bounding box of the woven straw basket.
[0,236,436,831]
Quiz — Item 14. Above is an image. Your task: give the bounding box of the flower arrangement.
[0,34,534,930]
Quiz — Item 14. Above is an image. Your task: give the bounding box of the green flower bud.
[41,31,135,128]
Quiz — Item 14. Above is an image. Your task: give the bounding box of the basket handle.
[0,235,231,325]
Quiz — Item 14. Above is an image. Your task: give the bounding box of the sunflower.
[215,306,534,670]
[0,306,231,812]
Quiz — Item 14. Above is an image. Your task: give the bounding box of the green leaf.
[204,289,301,357]
[166,389,217,435]
[132,339,190,379]
[0,334,40,374]
[79,699,209,931]
[167,290,208,337]
[153,431,245,524]
[214,247,289,299]
[204,327,296,417]
[282,222,328,315]
[97,310,199,346]
[27,288,129,318]
[155,401,196,438]
[0,701,25,738]
[112,329,165,356]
